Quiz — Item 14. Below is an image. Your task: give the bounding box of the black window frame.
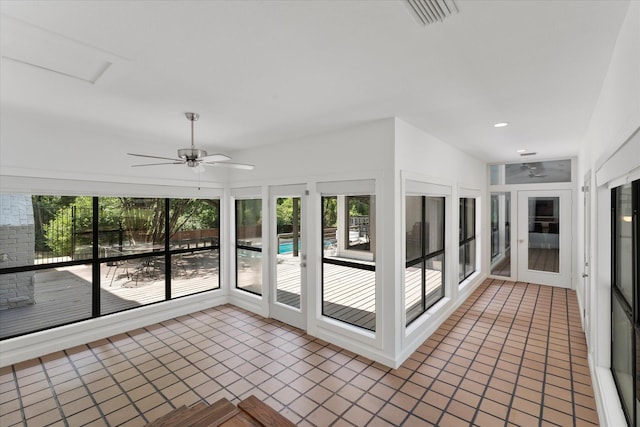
[321,195,376,332]
[611,179,640,426]
[0,195,221,340]
[235,198,263,296]
[406,196,445,326]
[459,197,476,283]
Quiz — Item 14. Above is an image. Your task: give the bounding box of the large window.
[611,180,640,426]
[0,195,220,339]
[459,198,476,283]
[405,196,445,325]
[322,194,376,331]
[235,198,262,295]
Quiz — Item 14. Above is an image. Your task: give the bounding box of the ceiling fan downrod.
[178,112,205,164]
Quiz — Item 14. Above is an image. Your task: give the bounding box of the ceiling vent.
[520,152,537,157]
[405,0,459,26]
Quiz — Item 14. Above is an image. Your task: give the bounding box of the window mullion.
[92,197,100,317]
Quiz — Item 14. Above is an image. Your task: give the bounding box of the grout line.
[502,283,542,424]
[39,356,69,427]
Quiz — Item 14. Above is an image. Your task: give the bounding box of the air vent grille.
[520,152,537,157]
[405,0,459,25]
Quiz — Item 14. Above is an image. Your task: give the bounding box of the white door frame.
[582,172,591,345]
[517,189,572,287]
[269,184,307,330]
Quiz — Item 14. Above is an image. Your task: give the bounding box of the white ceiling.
[0,0,631,172]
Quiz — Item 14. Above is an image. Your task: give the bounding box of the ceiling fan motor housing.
[178,148,207,163]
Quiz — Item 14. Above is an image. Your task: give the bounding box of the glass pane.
[169,199,220,250]
[99,198,165,256]
[406,196,422,261]
[459,199,464,243]
[405,262,422,324]
[101,256,165,315]
[425,254,444,309]
[323,196,338,255]
[425,197,444,254]
[323,263,375,331]
[459,245,465,282]
[346,196,372,252]
[636,328,640,427]
[236,199,262,295]
[528,197,560,273]
[504,160,571,184]
[465,199,475,239]
[489,164,503,185]
[276,197,301,308]
[17,195,93,265]
[615,183,633,305]
[0,265,93,338]
[322,194,376,331]
[491,195,499,258]
[236,199,262,249]
[612,295,634,423]
[491,193,511,277]
[465,240,476,279]
[171,249,220,297]
[236,249,262,295]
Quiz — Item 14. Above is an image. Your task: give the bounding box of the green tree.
[323,197,337,227]
[43,196,94,257]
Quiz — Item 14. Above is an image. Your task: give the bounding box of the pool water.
[279,241,299,254]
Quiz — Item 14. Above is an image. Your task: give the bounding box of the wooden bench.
[145,395,295,427]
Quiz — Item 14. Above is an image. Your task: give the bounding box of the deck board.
[1,253,445,338]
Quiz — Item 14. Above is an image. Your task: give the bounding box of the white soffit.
[0,15,113,84]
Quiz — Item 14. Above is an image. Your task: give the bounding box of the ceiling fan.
[128,112,254,170]
[522,163,547,178]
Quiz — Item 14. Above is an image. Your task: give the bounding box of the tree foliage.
[39,196,220,257]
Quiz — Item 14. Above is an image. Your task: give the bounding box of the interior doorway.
[516,190,572,287]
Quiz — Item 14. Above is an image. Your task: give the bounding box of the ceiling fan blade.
[132,162,184,167]
[200,153,231,162]
[128,153,181,162]
[205,161,255,170]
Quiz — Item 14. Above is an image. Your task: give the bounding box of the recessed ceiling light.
[493,122,509,128]
[516,149,527,153]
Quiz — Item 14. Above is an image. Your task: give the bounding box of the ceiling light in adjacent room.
[517,149,527,153]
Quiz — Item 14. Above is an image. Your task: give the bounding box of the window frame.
[459,197,477,283]
[611,180,640,426]
[405,195,446,326]
[0,195,221,340]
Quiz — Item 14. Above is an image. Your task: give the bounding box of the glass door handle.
[582,273,589,278]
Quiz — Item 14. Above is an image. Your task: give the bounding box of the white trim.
[595,126,640,187]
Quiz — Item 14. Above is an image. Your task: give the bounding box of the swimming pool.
[278,241,299,254]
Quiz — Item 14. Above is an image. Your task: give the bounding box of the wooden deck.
[0,253,219,339]
[1,253,443,338]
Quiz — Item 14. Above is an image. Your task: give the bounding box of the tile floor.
[0,279,599,426]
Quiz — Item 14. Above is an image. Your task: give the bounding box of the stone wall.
[0,195,36,310]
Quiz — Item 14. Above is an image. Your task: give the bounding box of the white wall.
[227,119,399,366]
[0,106,230,187]
[228,118,396,185]
[577,2,640,426]
[394,118,488,364]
